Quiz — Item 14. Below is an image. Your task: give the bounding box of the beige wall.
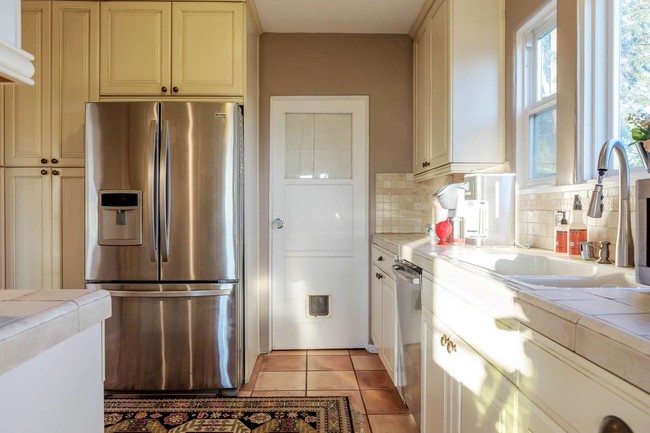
[504,0,578,185]
[258,33,413,351]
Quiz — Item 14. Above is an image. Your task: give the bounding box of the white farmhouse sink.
[449,253,597,277]
[513,273,644,289]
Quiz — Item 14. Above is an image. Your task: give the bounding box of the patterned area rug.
[104,396,358,432]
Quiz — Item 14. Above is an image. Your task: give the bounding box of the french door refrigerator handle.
[160,120,171,262]
[148,119,159,262]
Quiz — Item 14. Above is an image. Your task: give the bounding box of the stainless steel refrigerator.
[85,102,243,393]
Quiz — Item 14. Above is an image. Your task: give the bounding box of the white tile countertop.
[373,233,650,394]
[0,289,111,375]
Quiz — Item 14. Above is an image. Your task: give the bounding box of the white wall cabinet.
[412,0,504,179]
[100,1,243,96]
[4,167,85,289]
[370,245,398,383]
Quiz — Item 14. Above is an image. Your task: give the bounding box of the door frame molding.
[268,95,369,349]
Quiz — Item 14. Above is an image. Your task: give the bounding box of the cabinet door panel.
[413,24,430,174]
[100,2,171,95]
[380,275,396,380]
[4,2,51,166]
[421,309,445,433]
[52,2,99,167]
[4,168,52,289]
[171,2,243,96]
[371,264,383,348]
[428,0,450,169]
[52,168,85,289]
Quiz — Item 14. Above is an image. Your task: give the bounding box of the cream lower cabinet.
[422,265,650,433]
[421,300,517,433]
[100,1,243,96]
[371,245,398,382]
[4,167,85,289]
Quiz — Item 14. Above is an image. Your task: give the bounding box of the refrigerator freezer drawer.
[89,283,241,392]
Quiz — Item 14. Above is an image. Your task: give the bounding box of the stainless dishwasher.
[392,259,422,430]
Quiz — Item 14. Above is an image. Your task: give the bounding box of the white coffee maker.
[463,173,516,247]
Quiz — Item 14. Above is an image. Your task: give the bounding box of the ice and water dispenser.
[98,190,143,246]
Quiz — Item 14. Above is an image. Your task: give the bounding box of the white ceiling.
[253,0,426,34]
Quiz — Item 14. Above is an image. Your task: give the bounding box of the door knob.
[273,218,285,229]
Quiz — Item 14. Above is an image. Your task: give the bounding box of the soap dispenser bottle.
[555,211,568,254]
[568,195,587,256]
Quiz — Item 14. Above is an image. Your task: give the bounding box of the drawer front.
[433,280,520,382]
[372,245,395,277]
[520,325,650,432]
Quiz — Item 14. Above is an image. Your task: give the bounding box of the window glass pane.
[530,107,557,178]
[618,0,650,168]
[285,113,315,179]
[536,27,557,101]
[285,113,352,179]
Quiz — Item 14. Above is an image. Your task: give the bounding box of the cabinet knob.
[377,256,383,261]
[161,86,168,93]
[41,169,48,175]
[41,158,48,164]
[52,170,60,176]
[51,158,58,164]
[446,341,457,353]
[440,335,448,346]
[172,86,179,93]
[599,416,633,433]
[377,273,383,279]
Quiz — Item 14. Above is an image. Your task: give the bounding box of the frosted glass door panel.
[285,113,352,179]
[284,184,353,252]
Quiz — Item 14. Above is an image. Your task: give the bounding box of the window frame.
[516,2,558,188]
[579,0,649,181]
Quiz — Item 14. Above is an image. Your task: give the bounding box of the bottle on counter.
[554,211,568,254]
[568,195,587,256]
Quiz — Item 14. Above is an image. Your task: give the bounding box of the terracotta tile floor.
[238,349,419,433]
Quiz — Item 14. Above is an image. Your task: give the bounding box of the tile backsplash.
[376,172,638,262]
[375,173,461,234]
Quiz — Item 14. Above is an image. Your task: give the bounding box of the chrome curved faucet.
[587,139,634,267]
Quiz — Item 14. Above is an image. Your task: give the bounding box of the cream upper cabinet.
[100,2,171,96]
[100,1,243,96]
[412,0,504,180]
[3,1,98,168]
[172,2,243,96]
[52,2,99,167]
[4,1,51,167]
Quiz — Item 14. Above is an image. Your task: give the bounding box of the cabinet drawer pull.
[52,170,60,176]
[446,341,457,353]
[51,158,58,164]
[161,86,168,93]
[173,86,179,93]
[41,158,48,164]
[41,169,48,175]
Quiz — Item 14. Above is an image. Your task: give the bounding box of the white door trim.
[269,95,369,349]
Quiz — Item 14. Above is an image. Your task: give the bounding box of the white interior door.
[270,96,368,350]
